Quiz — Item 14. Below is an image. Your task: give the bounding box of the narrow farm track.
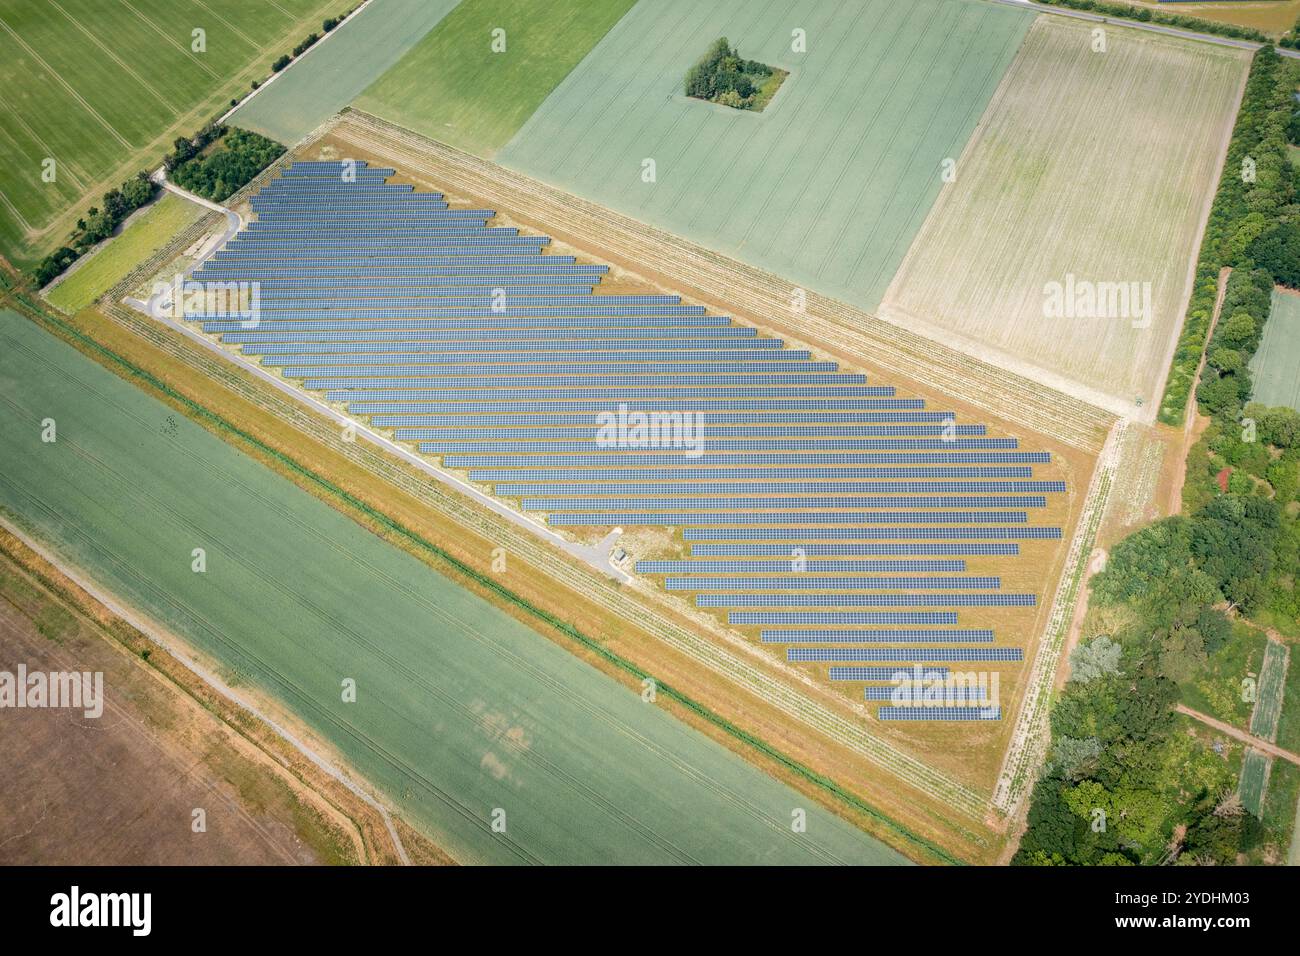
[1176,705,1300,767]
[334,111,1114,453]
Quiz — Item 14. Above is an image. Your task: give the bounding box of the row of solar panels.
[790,647,1022,662]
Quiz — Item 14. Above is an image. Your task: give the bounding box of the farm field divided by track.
[0,0,340,266]
[230,0,461,147]
[0,309,908,866]
[1249,288,1300,412]
[882,15,1248,414]
[46,194,204,314]
[495,0,1032,313]
[354,0,637,158]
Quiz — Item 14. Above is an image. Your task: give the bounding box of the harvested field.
[882,16,1248,416]
[1107,0,1300,37]
[0,308,908,865]
[498,0,1032,312]
[231,0,459,146]
[1249,288,1300,412]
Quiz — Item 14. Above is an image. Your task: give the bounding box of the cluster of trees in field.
[1034,0,1269,42]
[33,172,158,287]
[684,38,784,111]
[170,127,285,203]
[1018,49,1300,868]
[1160,49,1300,425]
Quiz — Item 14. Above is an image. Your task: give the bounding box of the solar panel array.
[187,161,1068,723]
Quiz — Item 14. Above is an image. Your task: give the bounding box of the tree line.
[1035,0,1270,43]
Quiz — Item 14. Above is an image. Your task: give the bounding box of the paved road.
[992,0,1300,59]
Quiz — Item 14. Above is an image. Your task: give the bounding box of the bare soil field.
[881,16,1249,417]
[0,541,349,864]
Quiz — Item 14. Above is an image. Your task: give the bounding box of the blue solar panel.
[877,706,1002,721]
[729,612,958,625]
[636,560,967,573]
[865,686,987,701]
[828,667,948,681]
[691,543,1021,556]
[682,527,1060,540]
[760,629,995,643]
[520,497,1043,511]
[696,541,1019,556]
[789,647,1023,662]
[498,482,1060,495]
[702,593,1036,607]
[666,576,999,591]
[441,453,1048,467]
[467,467,1034,481]
[547,512,1029,526]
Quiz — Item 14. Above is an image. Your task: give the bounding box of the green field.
[1276,637,1300,755]
[1239,749,1272,818]
[45,194,204,314]
[0,309,907,866]
[0,0,340,266]
[1249,289,1300,412]
[355,0,637,157]
[232,0,461,146]
[496,0,1032,312]
[1250,639,1289,742]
